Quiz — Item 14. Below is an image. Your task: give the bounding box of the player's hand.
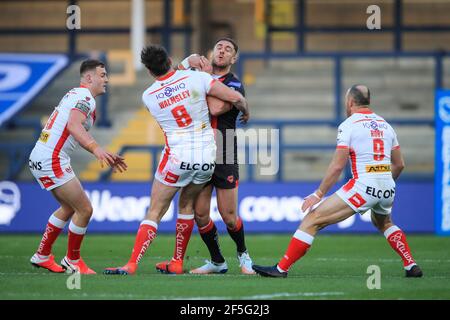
[239,110,250,124]
[93,147,116,169]
[188,55,212,73]
[301,191,323,213]
[112,155,128,173]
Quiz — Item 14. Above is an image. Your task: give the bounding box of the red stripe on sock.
[37,222,63,256]
[278,237,311,272]
[129,224,158,264]
[386,230,416,267]
[199,219,215,234]
[173,218,194,262]
[228,217,242,233]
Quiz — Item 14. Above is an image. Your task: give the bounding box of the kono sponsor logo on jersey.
[0,181,21,225]
[86,189,174,222]
[156,83,186,100]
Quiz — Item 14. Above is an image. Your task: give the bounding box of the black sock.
[200,223,225,264]
[227,219,247,254]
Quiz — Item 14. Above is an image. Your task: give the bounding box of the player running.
[103,44,249,275]
[154,38,256,275]
[252,85,423,278]
[29,59,127,274]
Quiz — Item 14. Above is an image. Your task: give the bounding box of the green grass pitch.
[1,233,449,300]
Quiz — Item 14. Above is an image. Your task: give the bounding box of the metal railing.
[236,51,447,126]
[101,50,444,183]
[262,0,450,54]
[103,118,434,183]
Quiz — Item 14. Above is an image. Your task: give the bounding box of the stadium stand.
[1,0,449,182]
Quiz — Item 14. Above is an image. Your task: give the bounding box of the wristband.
[86,141,99,154]
[180,54,199,70]
[314,189,324,199]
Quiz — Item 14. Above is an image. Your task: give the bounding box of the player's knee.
[80,203,93,218]
[59,205,75,216]
[220,210,237,229]
[302,211,327,232]
[195,215,209,228]
[371,213,392,232]
[179,203,194,215]
[194,210,208,223]
[224,218,236,230]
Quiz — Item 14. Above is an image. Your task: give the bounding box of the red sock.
[278,230,314,272]
[67,221,87,261]
[384,226,415,267]
[37,214,67,256]
[173,214,194,262]
[37,223,62,256]
[129,220,158,264]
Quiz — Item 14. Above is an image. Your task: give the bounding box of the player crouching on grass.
[252,85,423,278]
[29,59,127,274]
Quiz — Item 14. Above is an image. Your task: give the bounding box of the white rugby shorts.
[155,146,216,187]
[336,177,396,215]
[29,145,76,191]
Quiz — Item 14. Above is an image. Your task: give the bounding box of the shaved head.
[347,84,370,106]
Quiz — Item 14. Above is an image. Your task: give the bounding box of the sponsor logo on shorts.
[365,164,391,173]
[164,171,179,184]
[227,175,234,183]
[65,166,73,174]
[348,193,367,208]
[365,186,395,199]
[180,162,215,171]
[39,176,55,189]
[28,160,42,171]
[39,131,50,143]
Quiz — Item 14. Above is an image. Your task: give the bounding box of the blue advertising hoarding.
[0,181,433,233]
[435,90,450,235]
[0,53,68,126]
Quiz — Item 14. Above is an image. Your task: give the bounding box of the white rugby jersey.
[336,108,400,179]
[35,86,96,160]
[142,69,216,153]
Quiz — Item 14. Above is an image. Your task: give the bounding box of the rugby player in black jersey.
[156,38,255,274]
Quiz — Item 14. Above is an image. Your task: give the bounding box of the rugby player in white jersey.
[252,84,423,278]
[155,38,256,275]
[104,44,249,275]
[29,59,127,274]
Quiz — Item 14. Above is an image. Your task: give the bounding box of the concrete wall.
[1,0,450,56]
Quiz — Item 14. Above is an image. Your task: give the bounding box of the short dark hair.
[348,84,370,106]
[80,59,105,76]
[214,37,239,54]
[141,45,171,77]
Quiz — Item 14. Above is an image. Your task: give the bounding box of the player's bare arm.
[301,148,349,212]
[391,148,405,180]
[208,80,249,123]
[67,109,126,171]
[207,95,233,116]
